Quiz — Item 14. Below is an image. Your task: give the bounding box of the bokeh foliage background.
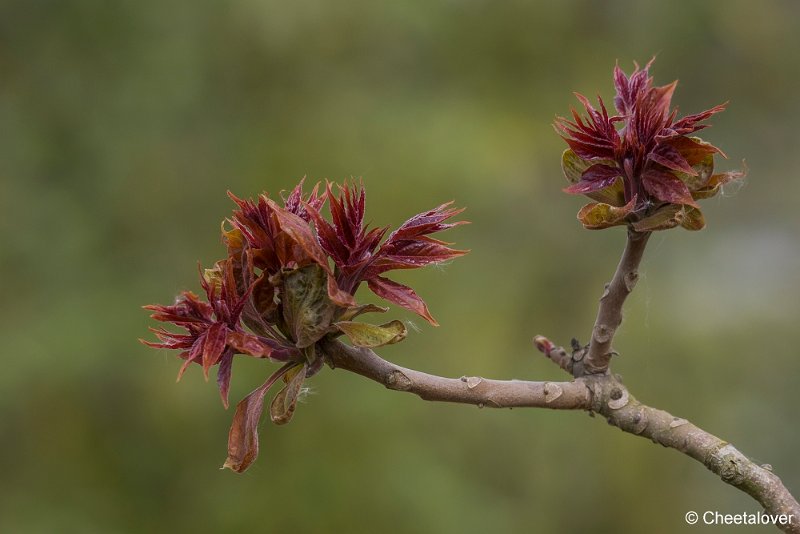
[2,1,799,532]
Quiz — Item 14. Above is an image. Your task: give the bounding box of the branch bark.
[322,338,800,533]
[321,338,591,410]
[581,229,651,375]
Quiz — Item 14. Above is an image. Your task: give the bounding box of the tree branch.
[581,228,651,375]
[322,338,800,533]
[321,338,591,410]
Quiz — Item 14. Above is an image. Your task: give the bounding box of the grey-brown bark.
[322,338,800,533]
[581,229,650,375]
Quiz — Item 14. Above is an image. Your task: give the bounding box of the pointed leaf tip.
[366,276,439,326]
[223,363,294,473]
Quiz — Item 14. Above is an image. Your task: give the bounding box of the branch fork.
[320,228,800,533]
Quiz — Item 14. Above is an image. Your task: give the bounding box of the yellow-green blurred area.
[2,1,799,532]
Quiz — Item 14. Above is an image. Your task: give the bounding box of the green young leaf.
[674,153,715,191]
[576,197,636,230]
[334,320,408,348]
[281,264,336,348]
[337,303,389,322]
[562,149,625,206]
[680,206,706,231]
[632,204,684,232]
[269,364,307,425]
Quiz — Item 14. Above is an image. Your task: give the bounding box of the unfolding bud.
[142,178,468,472]
[533,335,554,355]
[555,60,744,231]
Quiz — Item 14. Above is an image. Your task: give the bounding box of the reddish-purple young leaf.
[176,351,197,382]
[665,136,724,165]
[649,144,698,176]
[201,322,228,380]
[325,180,364,249]
[368,241,467,276]
[366,202,467,278]
[642,169,699,208]
[557,60,737,229]
[140,328,194,350]
[554,93,620,161]
[216,349,234,409]
[327,274,356,308]
[671,103,727,134]
[304,203,348,267]
[645,80,677,120]
[223,362,295,473]
[226,331,275,358]
[142,292,213,324]
[613,58,654,115]
[563,164,621,194]
[267,200,332,274]
[367,276,438,326]
[282,178,324,221]
[385,202,466,241]
[561,149,626,206]
[307,182,389,288]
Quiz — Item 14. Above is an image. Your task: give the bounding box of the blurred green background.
[2,1,799,532]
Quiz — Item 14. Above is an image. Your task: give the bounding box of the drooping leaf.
[367,276,438,326]
[223,362,294,473]
[269,363,307,425]
[335,320,408,348]
[576,197,636,230]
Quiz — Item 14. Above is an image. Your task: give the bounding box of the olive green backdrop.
[1,1,799,533]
